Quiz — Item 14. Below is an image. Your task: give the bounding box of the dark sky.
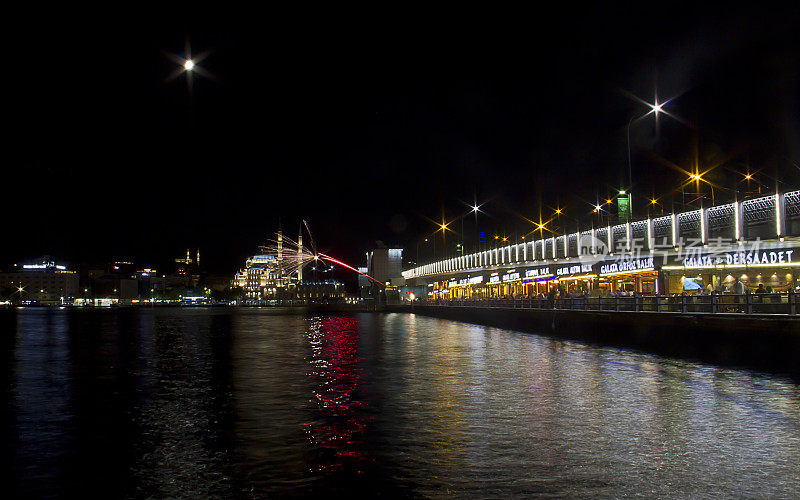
[5,6,800,276]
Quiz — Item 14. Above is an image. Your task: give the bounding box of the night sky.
[6,7,800,277]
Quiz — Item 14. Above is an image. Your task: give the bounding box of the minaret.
[277,229,283,278]
[186,248,191,263]
[196,249,200,267]
[298,227,303,283]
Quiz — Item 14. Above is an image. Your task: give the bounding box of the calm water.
[2,308,800,498]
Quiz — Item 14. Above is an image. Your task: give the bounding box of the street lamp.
[626,96,669,205]
[184,59,194,71]
[470,199,485,253]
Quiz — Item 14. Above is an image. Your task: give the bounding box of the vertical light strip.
[626,222,631,251]
[607,225,612,254]
[574,232,580,257]
[700,208,706,245]
[671,213,677,247]
[776,192,782,236]
[734,203,740,240]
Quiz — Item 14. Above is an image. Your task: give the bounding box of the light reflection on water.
[3,309,800,497]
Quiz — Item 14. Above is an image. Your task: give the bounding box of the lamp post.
[471,201,481,253]
[626,97,664,209]
[416,238,429,267]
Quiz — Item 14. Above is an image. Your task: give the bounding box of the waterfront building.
[357,267,370,298]
[364,242,404,304]
[0,259,78,305]
[233,254,295,303]
[135,268,166,301]
[92,275,139,304]
[367,242,404,287]
[233,232,300,304]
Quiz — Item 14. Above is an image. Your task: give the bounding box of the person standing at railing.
[755,284,766,308]
[734,279,745,312]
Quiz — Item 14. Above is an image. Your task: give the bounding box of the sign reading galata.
[682,249,794,267]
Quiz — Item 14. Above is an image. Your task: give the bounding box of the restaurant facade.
[661,246,799,294]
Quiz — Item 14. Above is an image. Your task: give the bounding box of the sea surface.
[2,308,800,498]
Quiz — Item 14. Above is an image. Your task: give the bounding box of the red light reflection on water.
[305,316,371,473]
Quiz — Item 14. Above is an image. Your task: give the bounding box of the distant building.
[233,231,300,304]
[172,248,201,288]
[365,242,404,304]
[135,268,166,301]
[366,242,404,286]
[109,259,136,276]
[296,281,345,302]
[0,259,78,305]
[92,275,139,304]
[357,267,370,298]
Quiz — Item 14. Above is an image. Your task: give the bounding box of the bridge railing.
[416,292,798,315]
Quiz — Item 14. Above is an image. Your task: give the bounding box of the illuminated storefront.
[487,273,503,297]
[597,256,659,295]
[662,247,800,294]
[450,275,486,298]
[553,263,596,294]
[522,266,556,296]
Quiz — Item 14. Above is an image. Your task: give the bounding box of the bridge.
[402,190,800,313]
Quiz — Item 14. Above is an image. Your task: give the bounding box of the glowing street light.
[624,91,674,204]
[184,59,195,71]
[648,99,664,116]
